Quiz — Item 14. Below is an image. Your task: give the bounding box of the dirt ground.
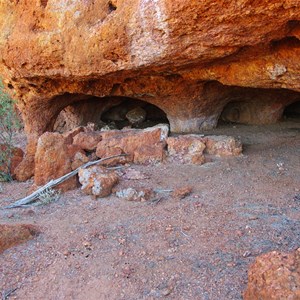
[0,119,300,300]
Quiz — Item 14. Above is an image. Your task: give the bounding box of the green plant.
[0,80,21,181]
[36,187,61,205]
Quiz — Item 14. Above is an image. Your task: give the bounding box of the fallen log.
[4,154,127,209]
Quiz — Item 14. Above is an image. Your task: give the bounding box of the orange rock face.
[244,249,300,300]
[96,125,168,165]
[0,1,299,178]
[167,136,206,164]
[167,134,242,163]
[204,136,242,157]
[34,132,78,191]
[73,131,103,151]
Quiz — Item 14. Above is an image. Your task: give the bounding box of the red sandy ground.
[0,120,300,300]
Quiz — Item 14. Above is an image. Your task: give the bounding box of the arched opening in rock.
[218,101,244,126]
[216,86,300,127]
[53,95,169,133]
[283,101,300,121]
[101,98,168,130]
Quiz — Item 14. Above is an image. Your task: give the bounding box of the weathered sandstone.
[0,1,299,179]
[244,249,300,300]
[204,135,243,157]
[78,166,119,197]
[73,131,103,151]
[96,125,168,165]
[115,187,153,202]
[34,132,78,191]
[167,134,242,163]
[21,124,242,191]
[167,136,206,164]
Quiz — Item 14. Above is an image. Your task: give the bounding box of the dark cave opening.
[101,97,169,130]
[53,96,169,133]
[215,85,300,128]
[283,101,300,121]
[218,101,244,126]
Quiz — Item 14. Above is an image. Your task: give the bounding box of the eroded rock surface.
[167,134,242,164]
[78,166,119,197]
[95,125,169,165]
[0,1,299,140]
[167,135,206,164]
[244,249,300,300]
[115,187,153,202]
[34,132,80,191]
[1,1,299,180]
[204,136,242,157]
[0,224,38,253]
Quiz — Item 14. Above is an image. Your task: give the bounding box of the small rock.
[116,187,153,201]
[126,107,146,124]
[182,225,191,231]
[121,265,134,278]
[243,251,252,258]
[71,151,89,170]
[165,225,173,232]
[172,186,192,199]
[78,166,119,197]
[161,287,173,296]
[83,241,92,250]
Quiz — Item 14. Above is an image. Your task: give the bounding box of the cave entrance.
[283,101,300,122]
[218,101,244,126]
[54,96,169,133]
[216,87,300,127]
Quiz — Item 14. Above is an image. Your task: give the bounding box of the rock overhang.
[0,0,300,156]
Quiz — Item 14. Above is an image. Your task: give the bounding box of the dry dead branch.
[4,154,127,209]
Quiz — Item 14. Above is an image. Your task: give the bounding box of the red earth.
[0,120,299,300]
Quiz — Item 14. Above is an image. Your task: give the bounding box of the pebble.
[243,251,252,258]
[183,225,191,231]
[165,225,173,232]
[236,230,243,237]
[161,287,173,296]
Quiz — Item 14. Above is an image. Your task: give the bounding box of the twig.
[4,154,127,209]
[2,287,17,300]
[154,189,173,194]
[180,230,191,239]
[149,197,164,205]
[106,166,126,170]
